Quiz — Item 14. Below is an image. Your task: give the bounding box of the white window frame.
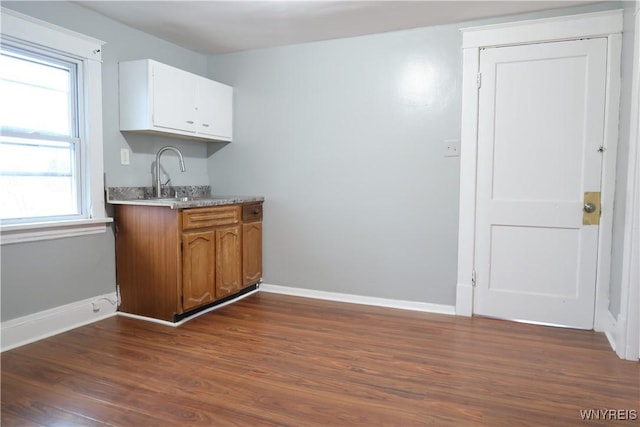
[1,43,85,224]
[0,8,112,244]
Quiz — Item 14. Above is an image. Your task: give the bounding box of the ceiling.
[75,1,602,55]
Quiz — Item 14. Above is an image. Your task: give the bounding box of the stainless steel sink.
[149,196,229,202]
[152,196,201,202]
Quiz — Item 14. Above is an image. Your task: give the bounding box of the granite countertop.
[106,186,263,209]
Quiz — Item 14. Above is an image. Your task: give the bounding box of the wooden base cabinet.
[115,203,261,322]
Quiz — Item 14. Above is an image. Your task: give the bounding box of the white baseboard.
[1,292,118,352]
[455,283,473,316]
[603,310,618,353]
[0,285,454,352]
[259,284,456,315]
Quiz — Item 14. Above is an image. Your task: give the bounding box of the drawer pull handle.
[202,123,210,127]
[186,120,194,124]
[252,210,260,214]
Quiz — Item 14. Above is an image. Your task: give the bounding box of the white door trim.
[456,10,623,335]
[614,3,640,361]
[461,9,624,49]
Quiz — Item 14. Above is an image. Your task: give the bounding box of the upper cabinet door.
[152,62,197,133]
[197,77,233,141]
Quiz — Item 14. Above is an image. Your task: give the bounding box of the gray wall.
[609,1,637,317]
[1,1,631,320]
[1,233,116,320]
[207,24,462,305]
[1,1,211,321]
[206,2,626,306]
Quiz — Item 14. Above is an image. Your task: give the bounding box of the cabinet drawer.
[242,203,263,222]
[182,206,239,230]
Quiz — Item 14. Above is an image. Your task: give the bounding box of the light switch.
[444,139,460,157]
[120,148,130,165]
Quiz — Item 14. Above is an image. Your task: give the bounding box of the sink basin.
[148,196,229,202]
[152,196,201,202]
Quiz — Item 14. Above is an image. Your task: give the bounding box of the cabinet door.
[197,77,232,140]
[243,222,262,286]
[215,225,242,299]
[182,230,216,311]
[152,62,197,133]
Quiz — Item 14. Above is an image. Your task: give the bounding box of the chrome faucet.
[155,146,186,197]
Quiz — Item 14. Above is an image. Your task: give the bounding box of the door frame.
[614,1,640,361]
[455,10,623,335]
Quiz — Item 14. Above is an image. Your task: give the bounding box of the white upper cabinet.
[119,59,233,142]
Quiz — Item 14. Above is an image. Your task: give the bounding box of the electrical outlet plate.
[120,148,130,165]
[444,139,460,157]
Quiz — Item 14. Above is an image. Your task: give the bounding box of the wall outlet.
[444,139,460,157]
[120,148,130,165]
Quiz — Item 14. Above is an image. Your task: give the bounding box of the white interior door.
[474,38,608,329]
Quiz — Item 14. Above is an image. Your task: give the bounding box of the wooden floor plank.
[2,292,638,426]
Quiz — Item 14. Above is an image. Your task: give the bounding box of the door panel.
[153,62,197,133]
[215,225,242,299]
[491,56,589,202]
[197,77,233,139]
[182,230,216,311]
[488,226,581,297]
[243,222,263,286]
[474,38,607,329]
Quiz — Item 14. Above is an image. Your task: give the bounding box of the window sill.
[0,217,113,245]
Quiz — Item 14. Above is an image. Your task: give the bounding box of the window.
[0,8,110,244]
[0,44,84,223]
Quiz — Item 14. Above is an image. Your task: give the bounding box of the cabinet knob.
[252,210,260,215]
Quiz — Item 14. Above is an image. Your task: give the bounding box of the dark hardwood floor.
[2,292,638,426]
